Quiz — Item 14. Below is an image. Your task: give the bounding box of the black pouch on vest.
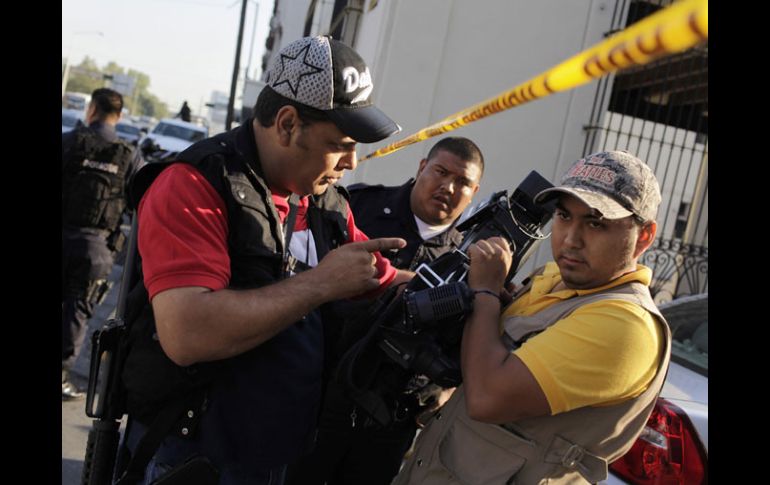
[151,456,219,485]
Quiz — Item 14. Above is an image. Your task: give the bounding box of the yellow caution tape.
[361,0,707,161]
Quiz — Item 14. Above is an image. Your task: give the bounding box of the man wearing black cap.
[393,150,672,485]
[116,36,407,485]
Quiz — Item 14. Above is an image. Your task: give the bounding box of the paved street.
[62,262,126,485]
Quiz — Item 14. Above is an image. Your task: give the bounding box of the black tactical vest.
[122,125,351,467]
[62,125,133,231]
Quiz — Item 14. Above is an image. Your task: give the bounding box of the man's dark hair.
[253,86,330,127]
[90,88,124,117]
[426,137,485,174]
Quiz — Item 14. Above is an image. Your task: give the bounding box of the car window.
[659,294,707,377]
[62,114,80,128]
[117,124,141,135]
[152,122,207,142]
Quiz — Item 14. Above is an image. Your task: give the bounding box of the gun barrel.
[81,419,121,485]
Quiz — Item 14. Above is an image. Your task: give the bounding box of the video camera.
[336,171,555,427]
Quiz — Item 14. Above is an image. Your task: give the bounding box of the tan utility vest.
[393,270,671,485]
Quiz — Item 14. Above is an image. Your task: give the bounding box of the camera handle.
[413,250,469,289]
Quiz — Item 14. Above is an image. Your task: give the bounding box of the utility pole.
[246,1,260,80]
[226,0,249,130]
[131,81,141,116]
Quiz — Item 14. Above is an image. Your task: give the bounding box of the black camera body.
[337,171,555,426]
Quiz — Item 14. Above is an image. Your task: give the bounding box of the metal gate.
[583,0,708,303]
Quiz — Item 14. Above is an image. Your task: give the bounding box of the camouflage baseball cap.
[535,150,661,222]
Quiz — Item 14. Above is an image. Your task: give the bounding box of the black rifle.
[80,148,220,485]
[81,216,138,485]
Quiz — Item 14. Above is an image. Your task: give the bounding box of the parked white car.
[115,121,143,146]
[141,118,208,153]
[604,293,708,485]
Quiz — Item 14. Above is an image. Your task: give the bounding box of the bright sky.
[62,0,274,115]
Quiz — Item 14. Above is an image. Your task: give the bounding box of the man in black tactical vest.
[286,137,485,485]
[115,36,410,485]
[62,88,143,400]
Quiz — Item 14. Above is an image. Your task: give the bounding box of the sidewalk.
[62,262,126,485]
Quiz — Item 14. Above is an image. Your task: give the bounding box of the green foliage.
[62,57,169,117]
[64,56,102,95]
[137,93,170,119]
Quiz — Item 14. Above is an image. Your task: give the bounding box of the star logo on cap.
[271,42,324,96]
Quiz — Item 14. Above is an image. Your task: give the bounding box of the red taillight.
[609,398,707,484]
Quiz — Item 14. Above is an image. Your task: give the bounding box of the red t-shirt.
[138,163,396,299]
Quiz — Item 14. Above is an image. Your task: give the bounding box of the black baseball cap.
[265,36,401,143]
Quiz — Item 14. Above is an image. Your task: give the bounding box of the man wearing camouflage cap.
[393,150,672,485]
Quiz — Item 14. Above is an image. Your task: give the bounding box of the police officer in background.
[61,87,143,399]
[287,137,484,485]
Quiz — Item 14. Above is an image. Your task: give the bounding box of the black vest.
[62,125,133,231]
[122,124,350,468]
[347,180,463,270]
[328,181,465,423]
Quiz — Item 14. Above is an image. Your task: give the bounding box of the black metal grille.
[583,0,708,303]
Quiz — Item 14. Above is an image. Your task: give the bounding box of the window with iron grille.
[583,0,708,303]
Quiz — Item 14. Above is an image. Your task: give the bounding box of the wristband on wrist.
[473,289,502,303]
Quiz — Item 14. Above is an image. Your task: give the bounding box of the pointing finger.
[355,237,407,253]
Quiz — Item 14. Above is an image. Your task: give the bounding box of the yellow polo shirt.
[502,262,663,415]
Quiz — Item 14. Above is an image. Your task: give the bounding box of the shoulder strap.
[282,194,300,277]
[176,131,234,165]
[127,131,237,211]
[502,281,656,349]
[509,265,547,301]
[127,162,174,210]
